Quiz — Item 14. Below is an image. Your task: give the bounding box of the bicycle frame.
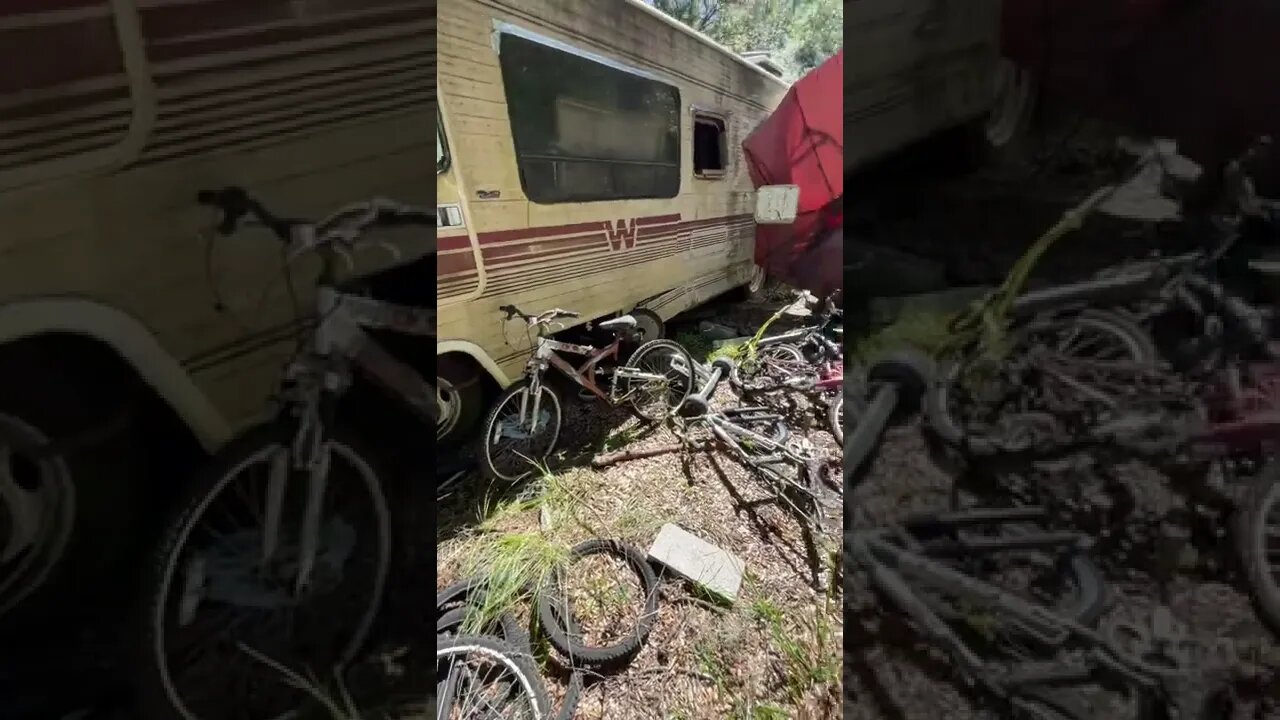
[851,512,1226,716]
[262,281,436,592]
[528,334,624,403]
[690,410,821,522]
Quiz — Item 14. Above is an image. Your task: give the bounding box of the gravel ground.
[845,422,1280,720]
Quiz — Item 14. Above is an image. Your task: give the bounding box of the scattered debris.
[648,523,746,605]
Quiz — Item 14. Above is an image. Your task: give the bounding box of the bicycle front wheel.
[730,343,806,395]
[437,633,551,720]
[138,423,390,720]
[481,380,563,482]
[618,339,694,421]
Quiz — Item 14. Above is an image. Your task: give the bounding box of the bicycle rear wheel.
[618,339,694,421]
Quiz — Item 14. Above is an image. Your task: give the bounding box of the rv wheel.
[437,355,485,447]
[630,309,665,341]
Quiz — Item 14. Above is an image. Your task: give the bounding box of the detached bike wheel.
[437,633,551,720]
[481,380,563,482]
[536,538,659,670]
[137,423,390,720]
[435,579,529,650]
[730,343,806,395]
[619,339,694,421]
[1234,461,1280,634]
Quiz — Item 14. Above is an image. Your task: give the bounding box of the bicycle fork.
[522,372,546,434]
[261,392,333,596]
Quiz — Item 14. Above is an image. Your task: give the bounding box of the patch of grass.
[695,643,731,695]
[750,704,789,720]
[851,309,954,362]
[708,340,742,363]
[449,464,585,633]
[749,599,839,704]
[599,424,644,454]
[460,531,568,634]
[674,330,716,363]
[614,502,664,540]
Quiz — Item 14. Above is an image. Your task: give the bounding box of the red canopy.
[742,50,844,297]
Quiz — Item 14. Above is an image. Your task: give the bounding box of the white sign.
[754,184,800,225]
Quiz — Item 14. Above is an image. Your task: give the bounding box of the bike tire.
[538,596,587,720]
[436,633,552,720]
[924,309,1160,449]
[729,343,806,396]
[1234,461,1280,634]
[828,393,844,446]
[435,579,530,651]
[536,538,659,670]
[480,379,563,483]
[621,338,695,422]
[135,422,390,720]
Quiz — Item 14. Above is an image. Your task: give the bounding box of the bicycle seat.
[596,315,637,331]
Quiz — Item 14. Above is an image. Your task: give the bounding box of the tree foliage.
[649,0,841,79]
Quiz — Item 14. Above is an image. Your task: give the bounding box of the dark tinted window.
[693,114,726,177]
[498,32,681,203]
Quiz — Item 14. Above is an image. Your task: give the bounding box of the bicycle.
[480,304,693,482]
[136,187,434,720]
[849,508,1234,720]
[436,633,551,720]
[729,293,844,394]
[676,358,839,532]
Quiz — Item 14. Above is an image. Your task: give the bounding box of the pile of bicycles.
[474,293,846,535]
[844,137,1280,719]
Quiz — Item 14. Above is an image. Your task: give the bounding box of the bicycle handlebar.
[498,304,580,325]
[196,186,434,251]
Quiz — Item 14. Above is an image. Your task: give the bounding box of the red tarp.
[742,50,844,298]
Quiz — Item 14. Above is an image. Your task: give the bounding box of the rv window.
[498,33,680,203]
[437,116,450,174]
[693,113,727,178]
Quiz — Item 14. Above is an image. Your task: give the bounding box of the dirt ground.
[433,294,844,720]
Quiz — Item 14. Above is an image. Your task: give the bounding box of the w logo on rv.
[606,219,637,251]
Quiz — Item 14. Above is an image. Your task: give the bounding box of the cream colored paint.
[437,0,786,387]
[0,298,230,450]
[0,6,433,444]
[0,0,157,195]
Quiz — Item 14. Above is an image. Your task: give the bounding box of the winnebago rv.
[0,0,432,626]
[435,0,789,444]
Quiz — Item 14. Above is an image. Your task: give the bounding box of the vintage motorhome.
[435,0,790,444]
[0,0,432,623]
[848,0,1015,173]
